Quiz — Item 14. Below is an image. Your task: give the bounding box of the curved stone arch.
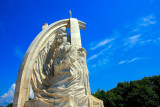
[13,18,86,107]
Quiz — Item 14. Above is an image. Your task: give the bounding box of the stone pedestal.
[25,100,53,107]
[90,95,104,107]
[24,95,104,107]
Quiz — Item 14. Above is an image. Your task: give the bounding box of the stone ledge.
[24,99,54,107]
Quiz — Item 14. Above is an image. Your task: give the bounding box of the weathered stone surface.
[24,100,53,107]
[25,95,104,107]
[70,18,82,47]
[91,95,104,107]
[13,18,104,107]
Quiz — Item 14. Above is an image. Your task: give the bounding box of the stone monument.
[13,13,104,107]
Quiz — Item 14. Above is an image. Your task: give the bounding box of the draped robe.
[32,40,92,106]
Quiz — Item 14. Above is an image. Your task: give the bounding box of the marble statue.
[13,16,104,107]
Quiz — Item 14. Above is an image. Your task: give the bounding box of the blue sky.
[0,0,160,106]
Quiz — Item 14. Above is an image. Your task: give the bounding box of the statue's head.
[56,27,67,39]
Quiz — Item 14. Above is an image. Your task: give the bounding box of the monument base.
[90,95,104,107]
[24,95,104,107]
[24,99,53,107]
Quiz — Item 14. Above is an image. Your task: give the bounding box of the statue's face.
[77,48,87,59]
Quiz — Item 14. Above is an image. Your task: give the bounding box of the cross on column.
[69,10,72,18]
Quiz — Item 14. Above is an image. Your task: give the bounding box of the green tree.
[6,103,12,107]
[93,75,160,107]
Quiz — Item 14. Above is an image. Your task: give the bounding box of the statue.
[13,17,104,107]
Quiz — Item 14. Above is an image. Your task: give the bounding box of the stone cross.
[69,10,72,18]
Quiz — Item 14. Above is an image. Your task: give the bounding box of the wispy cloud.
[118,61,126,64]
[87,45,112,61]
[0,83,34,106]
[140,39,152,44]
[128,58,138,63]
[90,38,114,50]
[119,58,141,65]
[87,14,159,70]
[129,35,141,40]
[87,54,98,61]
[124,34,141,47]
[0,84,15,106]
[140,15,156,26]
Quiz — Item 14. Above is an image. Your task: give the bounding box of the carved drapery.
[31,27,91,106]
[13,18,104,107]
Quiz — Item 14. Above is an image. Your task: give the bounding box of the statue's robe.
[31,42,94,106]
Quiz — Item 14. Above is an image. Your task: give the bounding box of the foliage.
[6,76,160,107]
[92,75,160,107]
[6,103,12,107]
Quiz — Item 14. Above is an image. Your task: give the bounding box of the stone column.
[70,18,82,47]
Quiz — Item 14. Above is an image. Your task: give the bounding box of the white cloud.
[0,84,15,106]
[128,58,138,63]
[140,15,156,26]
[118,61,126,64]
[0,83,34,106]
[88,14,159,68]
[140,39,152,44]
[129,34,141,40]
[124,15,158,49]
[90,38,114,50]
[119,58,141,65]
[87,45,112,61]
[87,54,98,61]
[124,34,141,47]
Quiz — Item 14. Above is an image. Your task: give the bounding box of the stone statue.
[13,18,104,107]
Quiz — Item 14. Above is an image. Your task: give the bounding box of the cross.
[69,10,72,18]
